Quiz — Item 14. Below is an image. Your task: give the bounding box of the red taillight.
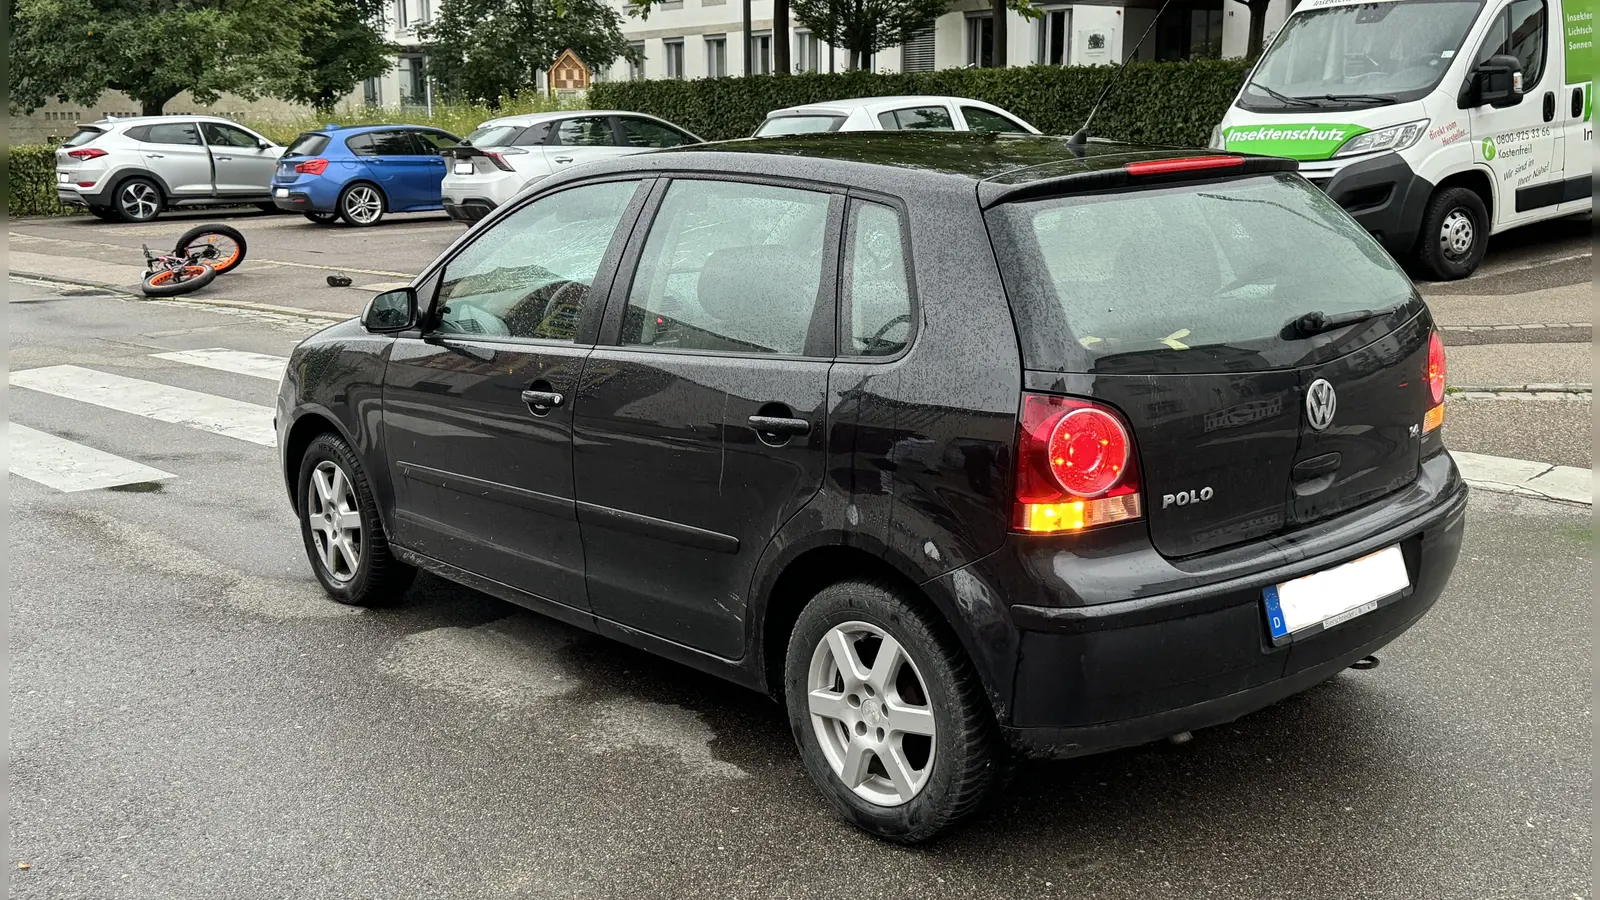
[294,158,329,175]
[485,151,515,172]
[66,148,107,161]
[1015,394,1142,533]
[1424,330,1447,433]
[1124,155,1244,177]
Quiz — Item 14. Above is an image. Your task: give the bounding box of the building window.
[394,0,407,30]
[418,0,430,23]
[966,15,994,68]
[750,32,772,74]
[402,56,427,104]
[1152,3,1224,60]
[363,77,381,106]
[1039,8,1070,65]
[664,39,685,79]
[901,27,935,72]
[706,35,727,77]
[795,30,819,72]
[629,41,647,80]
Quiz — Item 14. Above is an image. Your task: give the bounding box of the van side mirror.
[364,287,417,332]
[1464,54,1525,109]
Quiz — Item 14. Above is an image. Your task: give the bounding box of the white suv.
[441,111,700,223]
[55,115,284,223]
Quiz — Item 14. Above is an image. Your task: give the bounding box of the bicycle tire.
[141,263,218,297]
[174,223,248,275]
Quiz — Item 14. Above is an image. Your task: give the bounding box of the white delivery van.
[1214,0,1593,279]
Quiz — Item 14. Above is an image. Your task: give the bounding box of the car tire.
[337,182,386,227]
[296,431,415,606]
[112,176,164,223]
[87,207,118,222]
[784,578,1003,844]
[303,211,340,225]
[255,202,282,214]
[1413,186,1489,281]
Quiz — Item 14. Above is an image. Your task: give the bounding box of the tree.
[986,0,1041,68]
[9,0,321,116]
[280,0,396,111]
[790,0,950,70]
[1232,0,1271,58]
[421,0,634,103]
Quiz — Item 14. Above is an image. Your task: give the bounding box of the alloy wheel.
[343,186,383,224]
[1438,208,1475,260]
[119,182,160,220]
[306,460,362,583]
[807,621,938,807]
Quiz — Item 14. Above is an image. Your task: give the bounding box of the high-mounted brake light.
[1014,394,1142,533]
[1124,155,1244,177]
[1424,331,1447,433]
[66,148,107,161]
[294,158,330,175]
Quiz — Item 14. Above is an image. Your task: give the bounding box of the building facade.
[601,0,1293,82]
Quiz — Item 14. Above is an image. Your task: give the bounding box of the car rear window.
[754,115,844,137]
[987,174,1420,375]
[63,127,104,147]
[285,132,330,157]
[463,124,523,147]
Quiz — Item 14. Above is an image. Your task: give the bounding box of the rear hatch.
[275,132,331,183]
[55,126,108,182]
[988,169,1432,558]
[445,122,548,178]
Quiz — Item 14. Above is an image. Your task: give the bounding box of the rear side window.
[550,117,616,147]
[877,107,954,131]
[65,127,105,147]
[987,174,1417,374]
[345,133,376,156]
[962,106,1026,133]
[842,202,913,357]
[285,133,330,157]
[145,123,203,145]
[463,124,523,147]
[754,115,843,137]
[622,180,833,356]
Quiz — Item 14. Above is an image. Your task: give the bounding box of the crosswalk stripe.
[8,423,177,492]
[150,348,288,381]
[9,365,276,446]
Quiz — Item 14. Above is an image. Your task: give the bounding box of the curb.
[1453,450,1592,507]
[11,270,351,322]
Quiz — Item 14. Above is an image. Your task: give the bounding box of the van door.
[1467,0,1564,226]
[1558,0,1595,214]
[572,178,840,659]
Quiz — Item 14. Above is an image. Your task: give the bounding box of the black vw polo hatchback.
[277,133,1467,843]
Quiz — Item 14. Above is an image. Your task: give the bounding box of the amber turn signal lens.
[1423,403,1445,434]
[1017,494,1143,533]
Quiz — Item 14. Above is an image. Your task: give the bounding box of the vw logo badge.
[1306,379,1338,431]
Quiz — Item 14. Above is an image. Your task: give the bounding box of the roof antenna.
[1068,0,1177,148]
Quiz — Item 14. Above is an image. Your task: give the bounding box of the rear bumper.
[1314,152,1435,257]
[443,197,497,223]
[953,452,1468,758]
[272,191,317,212]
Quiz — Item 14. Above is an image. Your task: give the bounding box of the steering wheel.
[863,313,912,352]
[504,279,588,338]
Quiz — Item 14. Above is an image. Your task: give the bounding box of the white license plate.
[57,172,69,183]
[1263,545,1408,642]
[274,188,288,198]
[453,161,474,175]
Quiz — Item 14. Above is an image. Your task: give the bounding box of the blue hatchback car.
[272,124,461,226]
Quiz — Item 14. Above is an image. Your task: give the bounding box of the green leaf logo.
[1481,137,1497,161]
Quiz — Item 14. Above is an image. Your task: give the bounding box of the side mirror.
[363,287,417,333]
[1466,54,1525,109]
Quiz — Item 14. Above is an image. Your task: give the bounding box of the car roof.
[91,114,243,127]
[473,110,680,128]
[560,132,1298,207]
[764,96,984,117]
[319,123,450,135]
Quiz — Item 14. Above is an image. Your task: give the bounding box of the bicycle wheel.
[174,224,247,276]
[142,264,218,297]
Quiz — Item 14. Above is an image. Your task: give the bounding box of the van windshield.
[986,174,1421,375]
[1241,0,1484,110]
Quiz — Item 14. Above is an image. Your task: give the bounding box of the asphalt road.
[7,280,1593,899]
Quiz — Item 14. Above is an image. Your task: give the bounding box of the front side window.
[434,181,639,340]
[877,106,955,131]
[617,117,693,148]
[843,202,913,357]
[412,130,460,153]
[146,122,203,145]
[551,117,616,147]
[962,105,1027,133]
[622,180,833,356]
[1475,0,1547,88]
[202,122,260,148]
[370,131,420,156]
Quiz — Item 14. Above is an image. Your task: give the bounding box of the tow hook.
[1349,655,1380,671]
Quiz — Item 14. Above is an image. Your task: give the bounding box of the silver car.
[440,111,701,223]
[55,115,284,223]
[753,96,1041,137]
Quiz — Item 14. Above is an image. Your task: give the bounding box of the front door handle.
[146,153,164,158]
[553,156,574,164]
[1543,90,1556,122]
[216,155,233,161]
[522,389,565,409]
[748,415,811,437]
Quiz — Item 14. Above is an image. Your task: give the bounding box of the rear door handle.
[147,153,164,158]
[216,155,233,161]
[521,389,565,408]
[553,156,574,164]
[748,415,811,437]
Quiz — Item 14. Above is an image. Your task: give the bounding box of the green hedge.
[590,59,1251,146]
[9,145,80,218]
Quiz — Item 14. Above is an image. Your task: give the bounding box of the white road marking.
[8,423,176,492]
[1452,450,1592,506]
[151,348,287,381]
[9,365,276,446]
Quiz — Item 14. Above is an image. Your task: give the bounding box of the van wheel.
[784,579,1002,844]
[296,432,415,605]
[1414,186,1489,281]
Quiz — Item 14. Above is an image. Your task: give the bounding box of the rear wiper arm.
[1285,308,1385,338]
[1247,81,1322,108]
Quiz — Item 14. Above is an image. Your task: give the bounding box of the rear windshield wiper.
[1316,93,1399,106]
[1285,308,1386,338]
[1246,81,1322,108]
